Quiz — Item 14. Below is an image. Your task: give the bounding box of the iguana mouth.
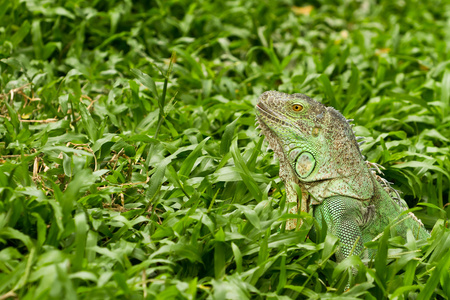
[255,102,274,118]
[255,106,284,158]
[256,102,291,128]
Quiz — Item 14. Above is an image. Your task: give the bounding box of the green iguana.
[255,91,429,261]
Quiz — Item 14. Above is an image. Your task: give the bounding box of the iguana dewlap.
[256,91,429,261]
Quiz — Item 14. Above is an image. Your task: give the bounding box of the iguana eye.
[292,104,303,112]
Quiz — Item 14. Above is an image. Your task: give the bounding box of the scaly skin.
[256,91,429,261]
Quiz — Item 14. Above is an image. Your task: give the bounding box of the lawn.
[1,0,450,298]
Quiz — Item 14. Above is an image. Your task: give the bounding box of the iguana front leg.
[314,196,369,261]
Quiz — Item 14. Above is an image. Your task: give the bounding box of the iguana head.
[256,91,374,202]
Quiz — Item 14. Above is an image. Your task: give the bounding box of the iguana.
[255,91,429,261]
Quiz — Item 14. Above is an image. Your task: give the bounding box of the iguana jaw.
[256,95,289,155]
[255,107,285,161]
[256,99,301,181]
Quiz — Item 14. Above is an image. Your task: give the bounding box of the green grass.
[1,0,450,298]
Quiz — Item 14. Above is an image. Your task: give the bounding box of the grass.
[1,0,450,298]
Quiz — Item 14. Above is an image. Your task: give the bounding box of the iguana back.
[255,91,429,261]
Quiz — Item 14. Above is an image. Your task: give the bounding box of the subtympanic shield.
[290,149,315,179]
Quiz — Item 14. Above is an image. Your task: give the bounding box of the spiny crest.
[366,161,407,209]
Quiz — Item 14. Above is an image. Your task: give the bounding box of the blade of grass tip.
[68,93,78,131]
[245,136,264,171]
[187,277,198,299]
[32,212,46,247]
[179,137,210,181]
[14,247,36,291]
[417,248,450,300]
[160,51,175,109]
[155,52,175,139]
[266,41,281,73]
[257,227,271,265]
[144,157,170,211]
[131,68,159,100]
[344,63,360,113]
[231,242,243,273]
[318,74,337,109]
[79,101,98,141]
[441,70,450,119]
[374,226,389,296]
[131,68,163,138]
[403,260,418,289]
[5,103,19,130]
[73,213,88,272]
[230,138,263,202]
[11,20,30,47]
[206,188,221,214]
[276,247,287,293]
[214,228,226,279]
[437,173,444,215]
[220,117,239,156]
